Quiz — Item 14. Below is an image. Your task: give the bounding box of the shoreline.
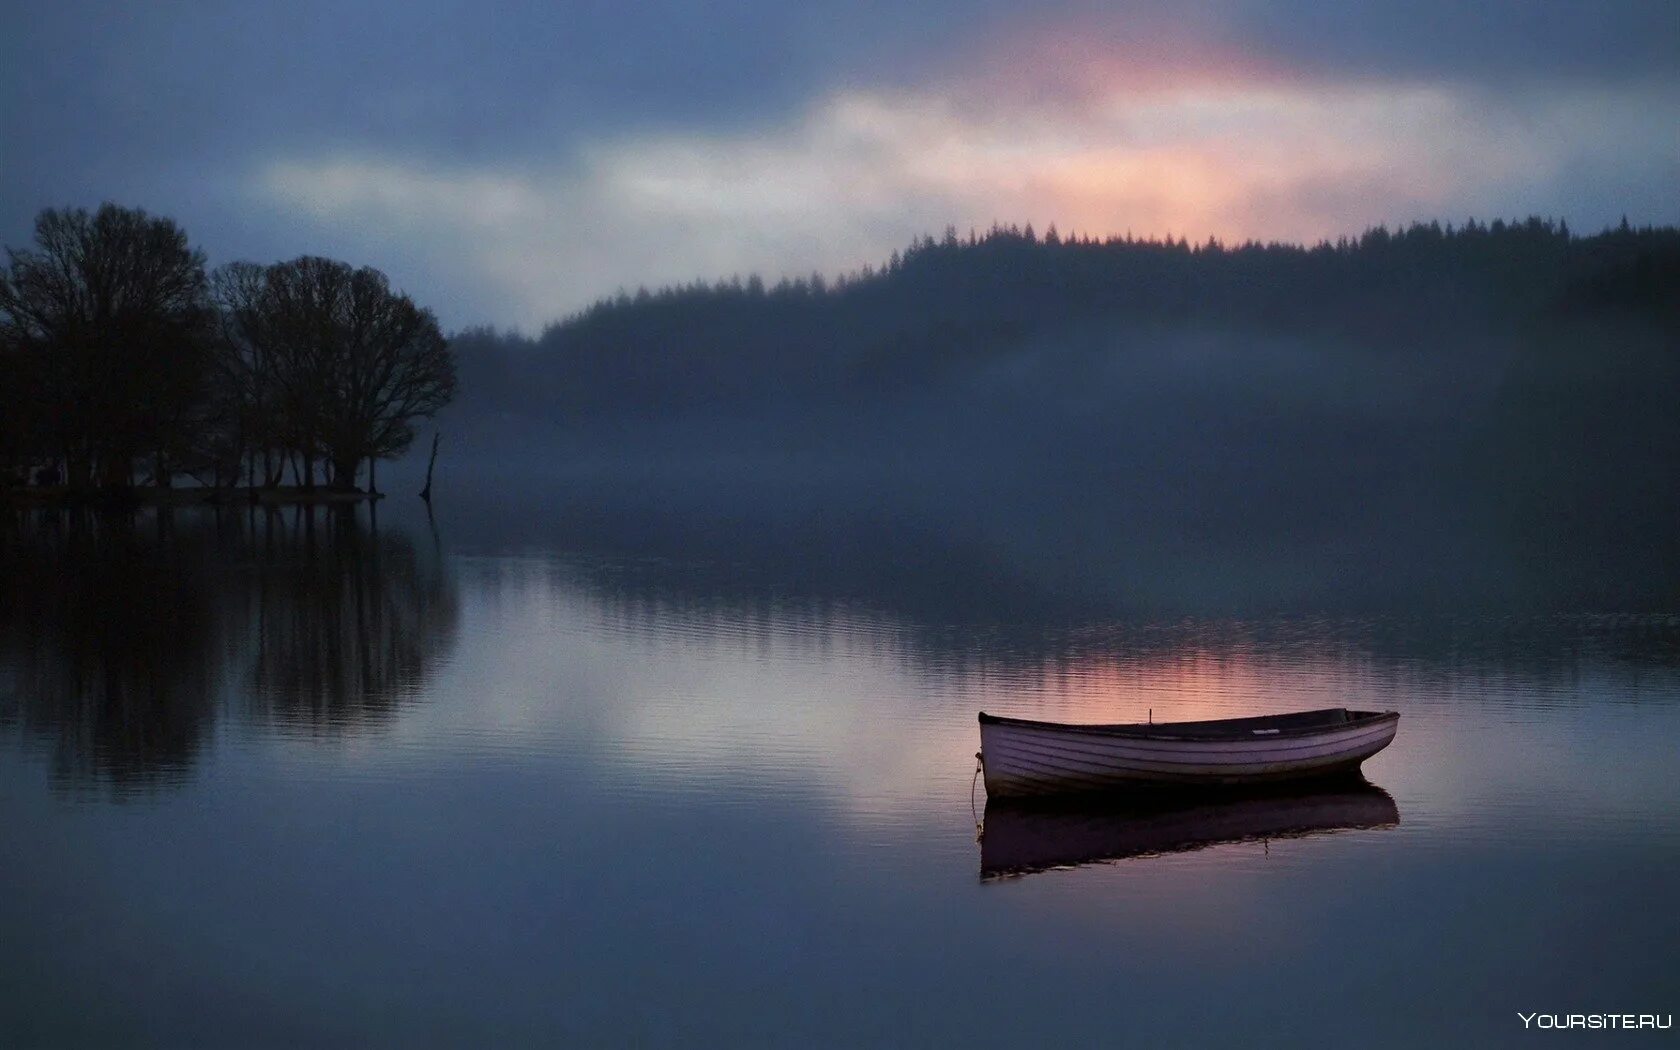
[1,485,385,508]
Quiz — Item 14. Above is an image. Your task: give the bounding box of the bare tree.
[330,263,455,488]
[0,205,209,489]
[213,257,455,491]
[212,260,303,489]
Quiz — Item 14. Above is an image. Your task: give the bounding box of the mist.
[409,220,1679,618]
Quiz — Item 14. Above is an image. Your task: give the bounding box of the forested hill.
[433,217,1679,611]
[453,218,1679,420]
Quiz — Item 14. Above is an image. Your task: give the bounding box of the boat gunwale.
[982,721,1399,767]
[978,707,1399,743]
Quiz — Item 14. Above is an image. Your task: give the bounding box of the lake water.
[3,501,1677,1047]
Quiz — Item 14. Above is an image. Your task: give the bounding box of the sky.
[2,1,1677,331]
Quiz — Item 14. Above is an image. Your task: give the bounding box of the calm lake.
[3,497,1677,1047]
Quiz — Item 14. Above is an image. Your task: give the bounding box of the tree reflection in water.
[244,505,458,730]
[0,504,459,791]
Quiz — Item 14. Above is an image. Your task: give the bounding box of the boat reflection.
[979,779,1399,880]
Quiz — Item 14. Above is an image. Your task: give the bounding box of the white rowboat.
[978,707,1399,798]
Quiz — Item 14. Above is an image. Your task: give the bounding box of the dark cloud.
[5,1,1671,183]
[1,0,1673,325]
[2,0,958,178]
[1226,0,1680,84]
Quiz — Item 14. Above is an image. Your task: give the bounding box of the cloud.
[6,0,1677,326]
[6,1,1674,208]
[255,75,1680,329]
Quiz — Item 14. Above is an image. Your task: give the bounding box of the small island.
[0,204,456,506]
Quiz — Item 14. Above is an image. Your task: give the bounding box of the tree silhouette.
[0,204,458,496]
[214,256,456,490]
[447,216,1677,423]
[208,261,286,487]
[0,204,210,489]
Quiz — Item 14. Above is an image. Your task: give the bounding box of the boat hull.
[979,708,1399,798]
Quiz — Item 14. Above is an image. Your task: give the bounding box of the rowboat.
[978,707,1399,798]
[980,781,1399,879]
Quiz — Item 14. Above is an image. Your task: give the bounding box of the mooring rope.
[971,751,984,841]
